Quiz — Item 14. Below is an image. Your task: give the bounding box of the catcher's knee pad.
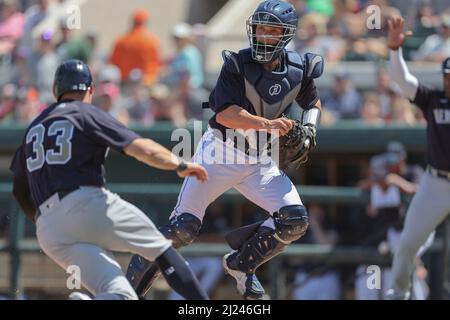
[159,213,202,248]
[273,205,309,243]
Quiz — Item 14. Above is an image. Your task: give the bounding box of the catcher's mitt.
[278,120,316,170]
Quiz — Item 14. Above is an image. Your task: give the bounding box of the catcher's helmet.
[53,59,93,101]
[247,0,298,63]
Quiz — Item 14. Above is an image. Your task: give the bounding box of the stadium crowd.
[0,0,449,127]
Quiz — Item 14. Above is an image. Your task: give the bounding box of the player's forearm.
[124,138,181,171]
[216,105,271,131]
[389,48,419,100]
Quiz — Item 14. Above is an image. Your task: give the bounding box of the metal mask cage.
[246,12,296,63]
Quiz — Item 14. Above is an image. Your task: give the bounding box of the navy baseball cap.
[443,57,450,74]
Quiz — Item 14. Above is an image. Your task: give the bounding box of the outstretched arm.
[124,138,208,181]
[388,16,419,101]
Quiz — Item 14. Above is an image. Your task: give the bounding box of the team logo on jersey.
[269,84,282,96]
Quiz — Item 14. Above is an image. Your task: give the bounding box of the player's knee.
[159,213,202,248]
[274,205,309,243]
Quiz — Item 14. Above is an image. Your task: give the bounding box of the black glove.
[278,120,316,170]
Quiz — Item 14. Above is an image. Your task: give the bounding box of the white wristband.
[302,107,321,127]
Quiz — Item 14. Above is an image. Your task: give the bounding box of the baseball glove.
[278,120,316,170]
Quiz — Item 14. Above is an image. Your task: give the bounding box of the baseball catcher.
[126,0,324,300]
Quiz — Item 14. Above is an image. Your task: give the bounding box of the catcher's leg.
[126,212,202,297]
[224,163,306,299]
[223,205,309,299]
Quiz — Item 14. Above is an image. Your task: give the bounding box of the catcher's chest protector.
[239,48,304,120]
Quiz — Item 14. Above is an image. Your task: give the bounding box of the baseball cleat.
[223,252,265,300]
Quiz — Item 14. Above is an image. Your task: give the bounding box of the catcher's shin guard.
[226,226,287,274]
[225,205,309,273]
[126,213,202,297]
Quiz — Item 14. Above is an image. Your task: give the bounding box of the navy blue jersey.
[208,50,319,137]
[413,84,450,171]
[10,100,140,207]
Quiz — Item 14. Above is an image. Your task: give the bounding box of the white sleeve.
[389,48,419,101]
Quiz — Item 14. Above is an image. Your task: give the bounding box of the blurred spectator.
[85,29,104,71]
[322,17,347,63]
[385,141,424,185]
[93,82,129,126]
[160,23,208,123]
[8,47,30,86]
[375,68,393,118]
[292,13,346,63]
[28,29,59,104]
[413,11,450,62]
[0,82,17,120]
[20,0,57,59]
[96,63,121,85]
[14,86,41,123]
[122,68,155,125]
[332,0,365,39]
[344,36,388,61]
[0,0,25,57]
[191,23,208,73]
[110,8,161,85]
[292,204,341,300]
[360,92,384,125]
[402,2,440,60]
[148,83,187,126]
[354,154,404,300]
[322,71,361,119]
[354,145,430,299]
[55,18,92,63]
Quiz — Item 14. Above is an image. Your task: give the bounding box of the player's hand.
[268,118,295,136]
[177,162,209,182]
[387,16,413,50]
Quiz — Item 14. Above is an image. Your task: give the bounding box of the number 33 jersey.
[10,100,140,207]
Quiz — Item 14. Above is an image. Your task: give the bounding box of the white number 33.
[26,120,74,172]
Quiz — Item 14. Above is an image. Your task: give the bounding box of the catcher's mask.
[247,0,298,63]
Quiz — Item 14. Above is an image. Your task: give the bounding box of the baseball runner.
[126,0,324,300]
[386,16,450,299]
[10,59,209,300]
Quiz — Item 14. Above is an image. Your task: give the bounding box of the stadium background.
[0,0,449,300]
